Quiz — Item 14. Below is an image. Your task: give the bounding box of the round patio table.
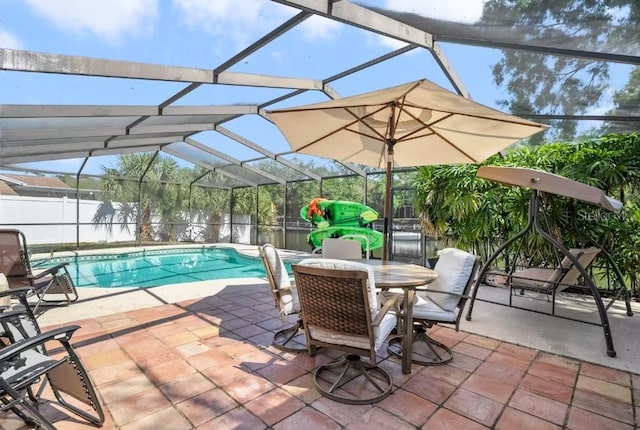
[363,260,438,374]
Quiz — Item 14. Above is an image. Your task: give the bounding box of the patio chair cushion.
[308,313,396,351]
[424,248,476,312]
[261,245,299,315]
[412,294,458,322]
[510,247,601,292]
[0,274,9,308]
[510,267,560,290]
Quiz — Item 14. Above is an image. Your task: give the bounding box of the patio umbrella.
[267,79,547,260]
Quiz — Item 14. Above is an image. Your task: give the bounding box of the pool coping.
[34,243,314,327]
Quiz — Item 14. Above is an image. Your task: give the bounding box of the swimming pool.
[34,247,289,288]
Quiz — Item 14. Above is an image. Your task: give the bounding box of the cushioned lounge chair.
[508,247,601,315]
[0,309,104,429]
[292,258,399,404]
[387,248,479,365]
[0,229,78,314]
[259,244,306,352]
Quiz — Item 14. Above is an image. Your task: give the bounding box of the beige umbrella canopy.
[268,79,548,260]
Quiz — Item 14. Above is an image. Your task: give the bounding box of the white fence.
[0,195,250,245]
[0,195,135,245]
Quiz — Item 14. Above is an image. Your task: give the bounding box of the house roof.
[0,181,17,195]
[0,174,71,189]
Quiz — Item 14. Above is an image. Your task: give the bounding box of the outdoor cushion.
[422,248,476,312]
[412,294,457,321]
[308,312,396,351]
[261,245,299,314]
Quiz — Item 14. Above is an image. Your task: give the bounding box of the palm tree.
[95,153,186,242]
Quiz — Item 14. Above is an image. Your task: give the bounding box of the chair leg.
[313,354,393,404]
[0,380,57,430]
[272,319,307,353]
[387,324,453,366]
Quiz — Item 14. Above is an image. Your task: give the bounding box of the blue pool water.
[34,247,287,288]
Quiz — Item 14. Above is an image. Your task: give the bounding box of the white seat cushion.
[261,245,299,314]
[309,312,396,351]
[412,294,458,322]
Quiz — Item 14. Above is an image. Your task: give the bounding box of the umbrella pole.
[382,143,394,261]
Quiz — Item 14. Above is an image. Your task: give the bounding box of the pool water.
[34,247,287,288]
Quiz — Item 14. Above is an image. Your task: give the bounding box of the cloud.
[0,30,23,49]
[24,0,159,43]
[378,35,410,51]
[298,15,343,40]
[172,0,292,49]
[172,0,341,49]
[376,0,485,50]
[383,0,485,24]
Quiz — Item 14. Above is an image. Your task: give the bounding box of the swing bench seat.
[508,247,601,315]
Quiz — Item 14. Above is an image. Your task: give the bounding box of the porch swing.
[465,166,633,358]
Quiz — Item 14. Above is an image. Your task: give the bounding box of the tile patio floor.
[2,282,638,430]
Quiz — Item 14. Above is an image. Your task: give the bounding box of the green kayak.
[301,199,378,228]
[307,226,384,251]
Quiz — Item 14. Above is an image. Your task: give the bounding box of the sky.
[0,0,631,177]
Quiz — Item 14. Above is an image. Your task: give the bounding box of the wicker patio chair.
[259,244,306,352]
[0,229,78,314]
[388,248,479,365]
[0,309,105,429]
[292,258,400,404]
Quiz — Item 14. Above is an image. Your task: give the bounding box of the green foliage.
[484,0,640,139]
[413,133,640,291]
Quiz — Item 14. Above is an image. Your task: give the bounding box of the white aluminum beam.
[430,42,470,98]
[94,146,162,157]
[215,11,311,73]
[0,151,90,164]
[1,141,104,157]
[217,72,321,90]
[128,123,215,135]
[214,125,322,181]
[185,138,285,185]
[164,147,258,187]
[108,136,183,148]
[1,127,125,141]
[0,104,260,118]
[0,145,160,164]
[1,49,214,82]
[161,105,259,116]
[1,49,324,90]
[0,104,159,118]
[270,0,433,48]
